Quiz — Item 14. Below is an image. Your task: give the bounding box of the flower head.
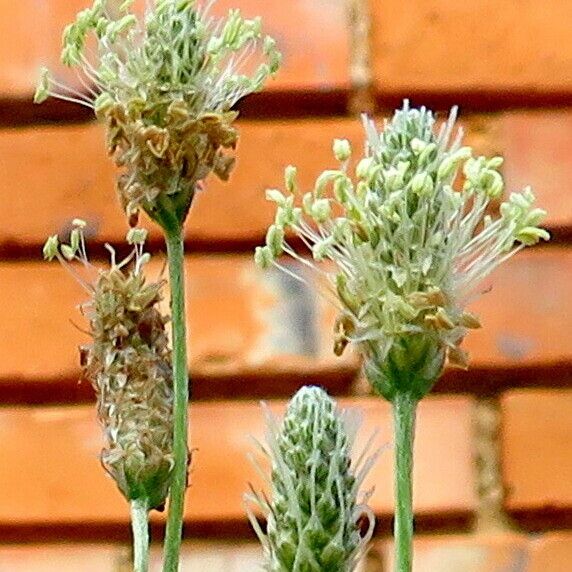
[44,222,174,510]
[246,386,378,571]
[256,102,549,400]
[36,0,281,227]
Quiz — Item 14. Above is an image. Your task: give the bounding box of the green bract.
[246,386,377,571]
[35,0,281,228]
[256,102,549,399]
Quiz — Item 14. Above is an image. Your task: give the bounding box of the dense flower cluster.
[35,0,281,227]
[44,222,174,510]
[246,386,377,571]
[256,103,549,399]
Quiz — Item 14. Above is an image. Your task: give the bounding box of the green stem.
[392,392,417,572]
[131,499,150,572]
[163,224,190,572]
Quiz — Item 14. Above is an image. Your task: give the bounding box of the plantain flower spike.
[255,102,550,400]
[44,221,174,511]
[246,386,378,571]
[35,0,281,228]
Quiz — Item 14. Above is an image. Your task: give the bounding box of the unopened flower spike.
[256,101,549,400]
[245,386,379,571]
[35,0,281,230]
[43,223,174,512]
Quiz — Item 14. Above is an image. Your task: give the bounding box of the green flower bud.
[266,188,287,205]
[487,156,504,169]
[70,229,81,252]
[302,192,314,215]
[43,235,59,261]
[93,92,115,118]
[438,147,472,181]
[410,137,427,154]
[485,169,504,198]
[417,142,438,167]
[254,245,274,270]
[268,50,282,75]
[437,156,457,181]
[311,198,332,224]
[524,207,547,227]
[315,170,342,197]
[333,138,352,162]
[334,176,351,203]
[291,207,302,226]
[266,224,285,257]
[127,228,148,245]
[312,236,335,261]
[516,226,550,246]
[61,244,77,261]
[246,386,377,571]
[284,165,298,194]
[411,172,434,196]
[356,157,374,180]
[34,68,51,104]
[509,190,533,210]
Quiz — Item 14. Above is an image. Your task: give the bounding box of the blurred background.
[0,0,571,570]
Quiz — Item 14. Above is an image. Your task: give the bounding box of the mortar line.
[473,396,517,533]
[346,0,376,116]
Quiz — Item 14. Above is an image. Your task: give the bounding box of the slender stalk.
[131,499,150,572]
[163,224,190,572]
[392,391,417,572]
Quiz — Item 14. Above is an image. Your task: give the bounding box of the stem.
[392,392,417,572]
[163,224,190,572]
[131,499,150,572]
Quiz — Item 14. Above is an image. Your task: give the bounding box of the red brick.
[0,1,348,102]
[0,1,85,99]
[1,249,571,399]
[2,115,565,252]
[371,1,572,96]
[528,532,572,572]
[0,255,355,399]
[379,533,572,572]
[15,535,561,571]
[380,534,529,571]
[169,542,263,570]
[184,119,364,246]
[0,542,266,570]
[501,389,572,521]
[0,396,474,530]
[0,545,121,571]
[0,542,266,571]
[362,395,476,517]
[0,120,364,251]
[211,0,350,93]
[465,248,572,370]
[501,111,572,232]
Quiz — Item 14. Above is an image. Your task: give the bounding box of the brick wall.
[0,1,570,569]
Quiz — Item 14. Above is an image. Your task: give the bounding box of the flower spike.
[256,102,549,399]
[35,0,281,228]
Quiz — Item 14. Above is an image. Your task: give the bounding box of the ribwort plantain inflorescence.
[35,0,281,228]
[44,222,174,511]
[256,102,549,399]
[246,386,378,571]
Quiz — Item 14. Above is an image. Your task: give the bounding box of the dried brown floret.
[44,224,175,510]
